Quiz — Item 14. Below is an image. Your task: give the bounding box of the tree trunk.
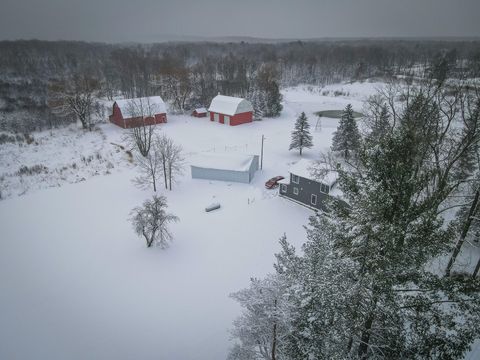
[144,231,153,247]
[446,188,480,276]
[473,257,480,278]
[271,299,277,360]
[79,115,88,130]
[163,156,168,189]
[168,164,172,191]
[357,310,375,359]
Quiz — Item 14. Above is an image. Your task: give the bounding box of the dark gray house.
[279,159,342,212]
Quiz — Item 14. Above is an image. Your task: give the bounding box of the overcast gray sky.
[1,0,479,42]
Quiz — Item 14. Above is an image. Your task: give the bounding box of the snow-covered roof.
[194,107,208,113]
[289,159,338,187]
[208,95,253,116]
[115,96,166,118]
[190,153,256,172]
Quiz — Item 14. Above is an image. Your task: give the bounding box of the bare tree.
[157,134,184,190]
[133,145,162,192]
[157,61,193,113]
[166,141,184,191]
[125,97,162,157]
[130,195,179,248]
[48,75,100,131]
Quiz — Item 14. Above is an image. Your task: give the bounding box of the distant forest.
[1,39,480,132]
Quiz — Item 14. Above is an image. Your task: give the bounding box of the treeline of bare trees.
[1,39,480,132]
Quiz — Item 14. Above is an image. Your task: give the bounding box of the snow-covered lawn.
[0,170,312,359]
[2,81,477,359]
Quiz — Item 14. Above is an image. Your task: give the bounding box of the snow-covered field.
[0,126,129,199]
[1,81,477,359]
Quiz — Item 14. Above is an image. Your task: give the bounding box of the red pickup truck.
[265,176,285,189]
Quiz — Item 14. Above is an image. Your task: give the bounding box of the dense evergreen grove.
[1,39,480,132]
[229,79,480,359]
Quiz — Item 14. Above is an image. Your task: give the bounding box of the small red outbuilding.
[208,95,253,126]
[192,107,208,117]
[109,96,167,129]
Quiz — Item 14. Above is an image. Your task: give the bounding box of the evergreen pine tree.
[253,63,283,118]
[331,104,361,159]
[228,273,290,360]
[264,81,283,117]
[247,87,265,121]
[289,112,313,155]
[254,89,265,120]
[368,104,390,142]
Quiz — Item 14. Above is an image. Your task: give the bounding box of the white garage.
[190,153,259,184]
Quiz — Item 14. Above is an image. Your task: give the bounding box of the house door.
[224,115,230,125]
[214,113,219,122]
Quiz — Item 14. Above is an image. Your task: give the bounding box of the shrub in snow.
[130,195,179,248]
[16,164,48,176]
[0,133,35,145]
[0,133,17,144]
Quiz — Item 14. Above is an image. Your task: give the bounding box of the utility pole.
[260,134,265,170]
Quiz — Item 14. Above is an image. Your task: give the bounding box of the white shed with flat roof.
[190,153,259,183]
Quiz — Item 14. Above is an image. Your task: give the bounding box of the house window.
[281,184,287,193]
[311,194,317,205]
[293,187,299,195]
[292,174,300,184]
[320,183,330,194]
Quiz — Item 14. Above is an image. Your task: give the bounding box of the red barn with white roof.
[109,96,167,129]
[208,95,253,126]
[192,107,208,117]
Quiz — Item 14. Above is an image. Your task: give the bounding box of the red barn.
[208,95,253,126]
[192,107,208,117]
[109,96,167,129]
